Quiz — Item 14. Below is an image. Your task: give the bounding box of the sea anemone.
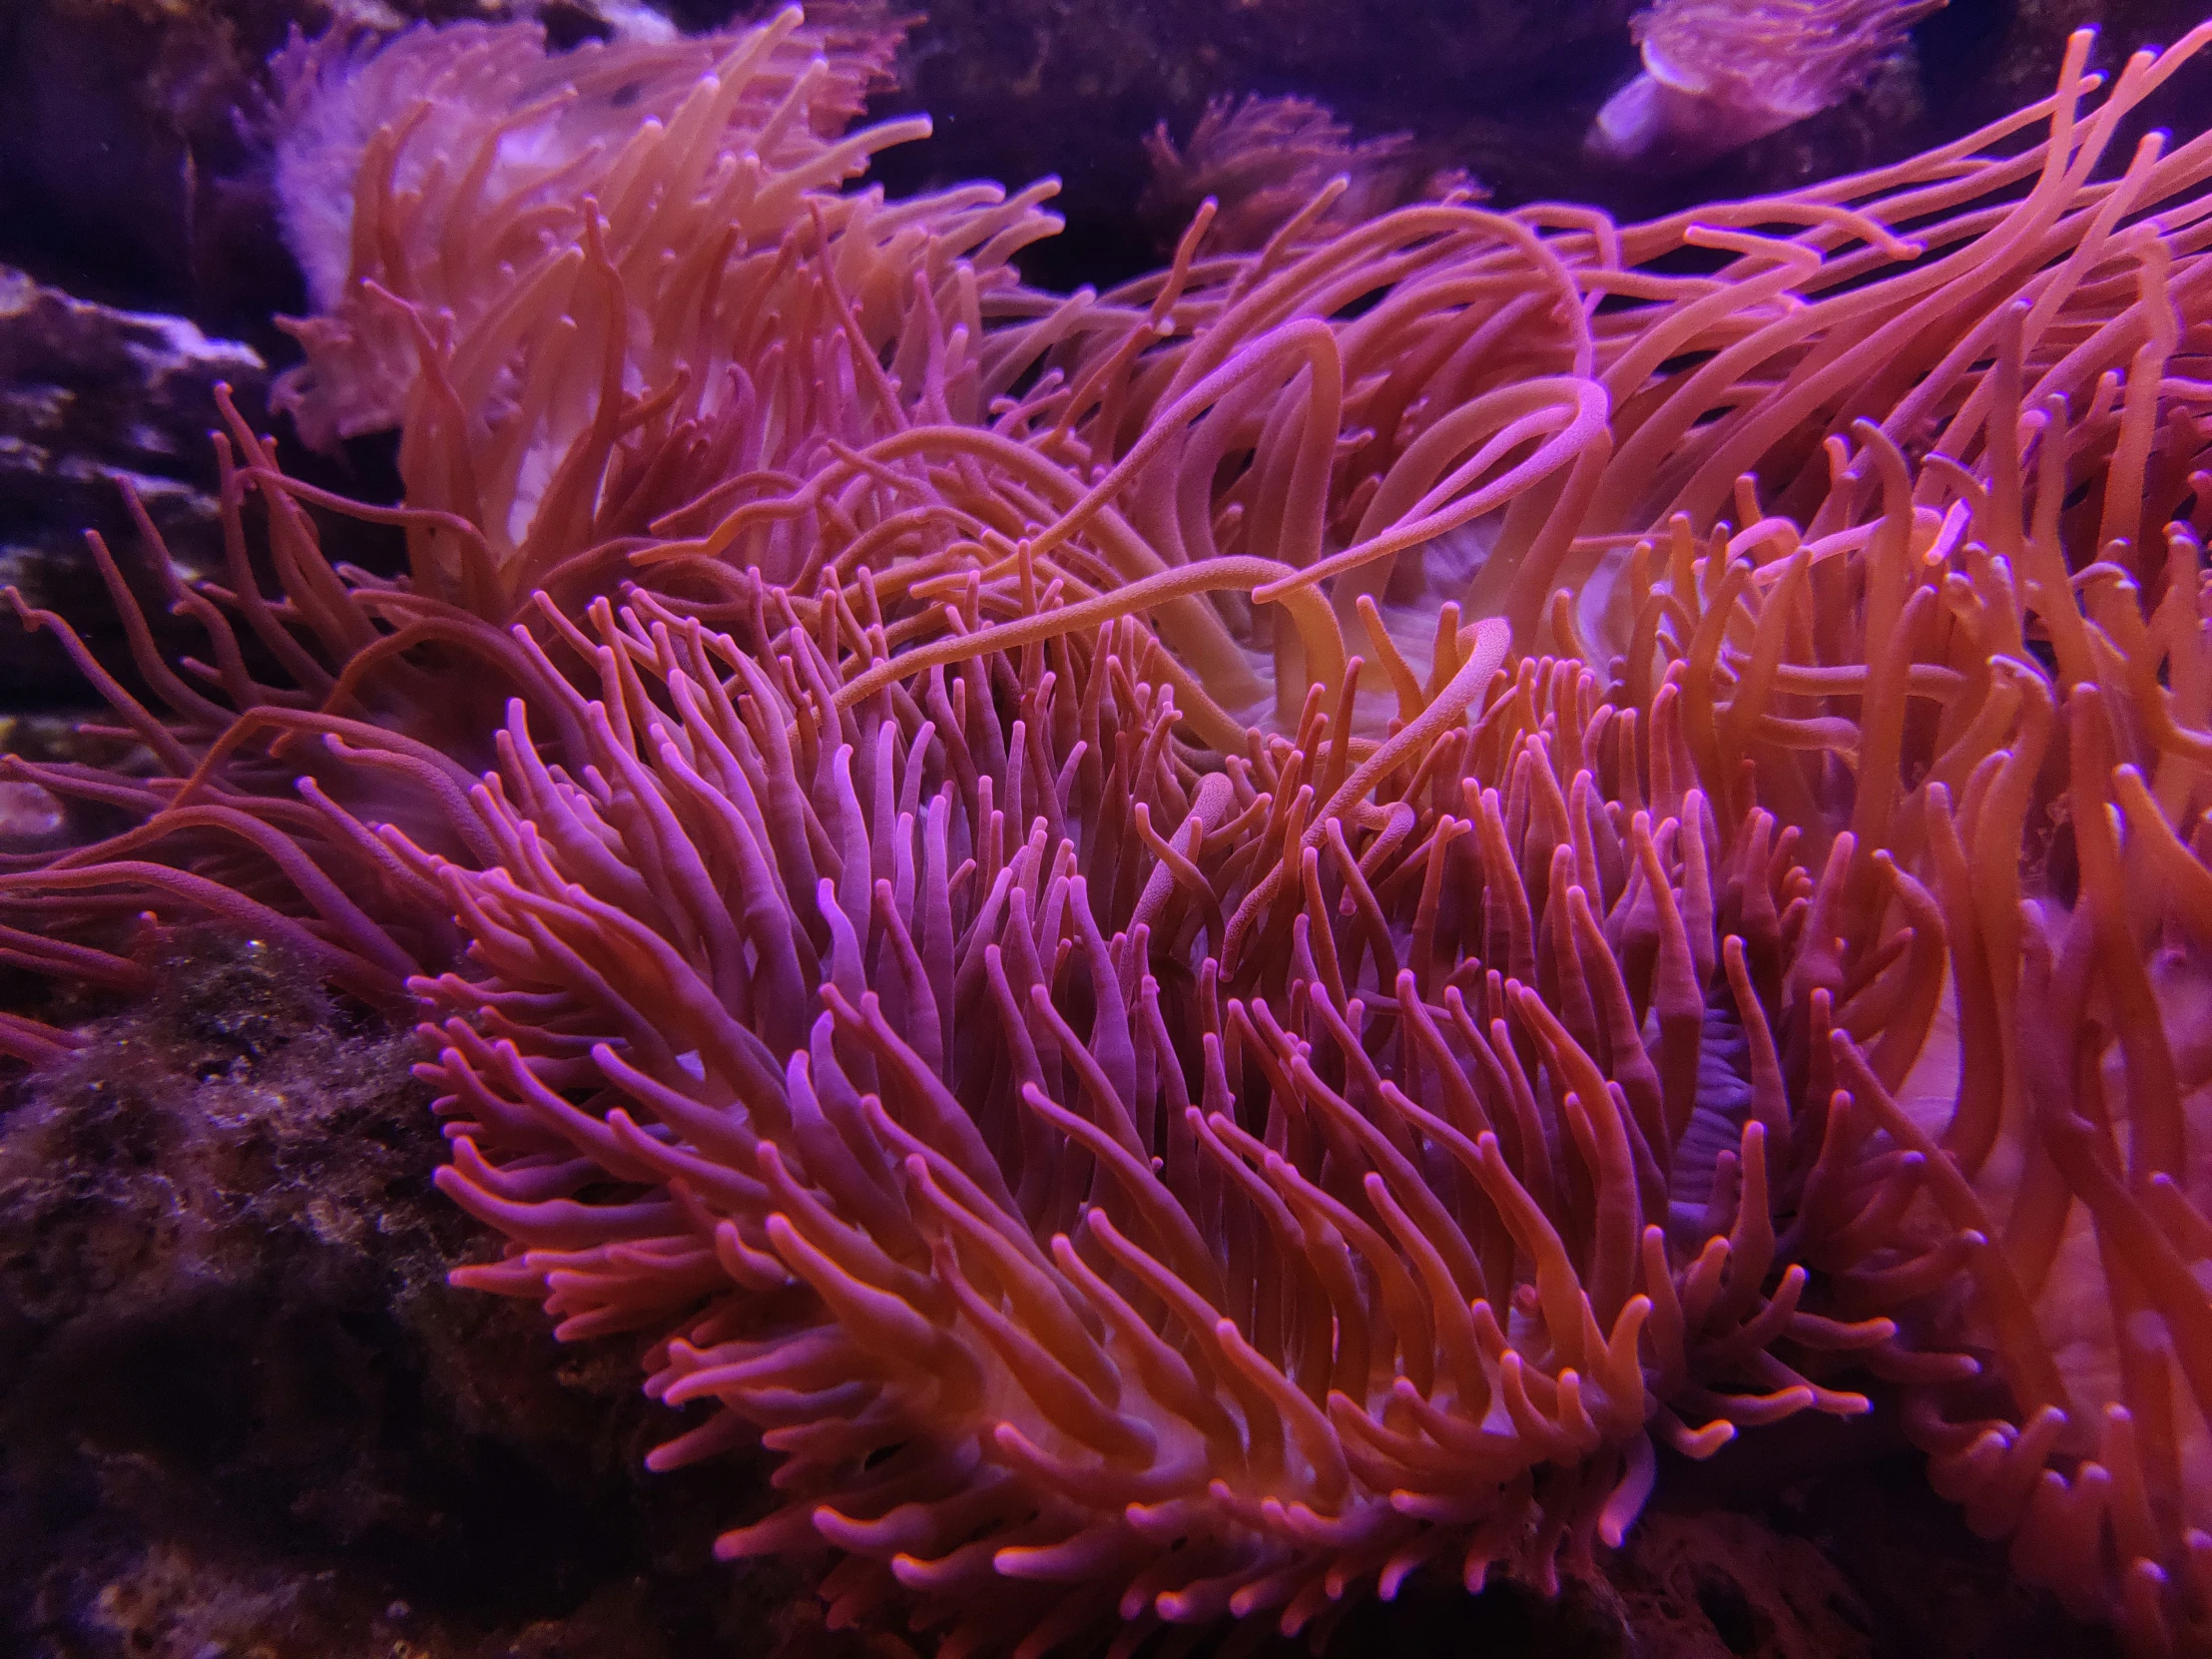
[9,8,2212,1656]
[396,585,1941,1656]
[1600,314,2212,1652]
[4,451,1943,1655]
[1139,95,1475,257]
[269,6,1062,612]
[1586,0,1944,172]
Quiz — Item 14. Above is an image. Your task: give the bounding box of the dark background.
[6,0,2212,339]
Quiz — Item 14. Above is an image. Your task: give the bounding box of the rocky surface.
[0,931,847,1659]
[0,265,267,709]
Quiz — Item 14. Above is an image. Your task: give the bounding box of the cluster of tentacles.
[410,593,1950,1655]
[7,7,2212,1656]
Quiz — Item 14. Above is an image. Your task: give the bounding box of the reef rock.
[0,930,850,1659]
[0,266,265,707]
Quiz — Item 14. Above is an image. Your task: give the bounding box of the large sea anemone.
[8,8,2212,1656]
